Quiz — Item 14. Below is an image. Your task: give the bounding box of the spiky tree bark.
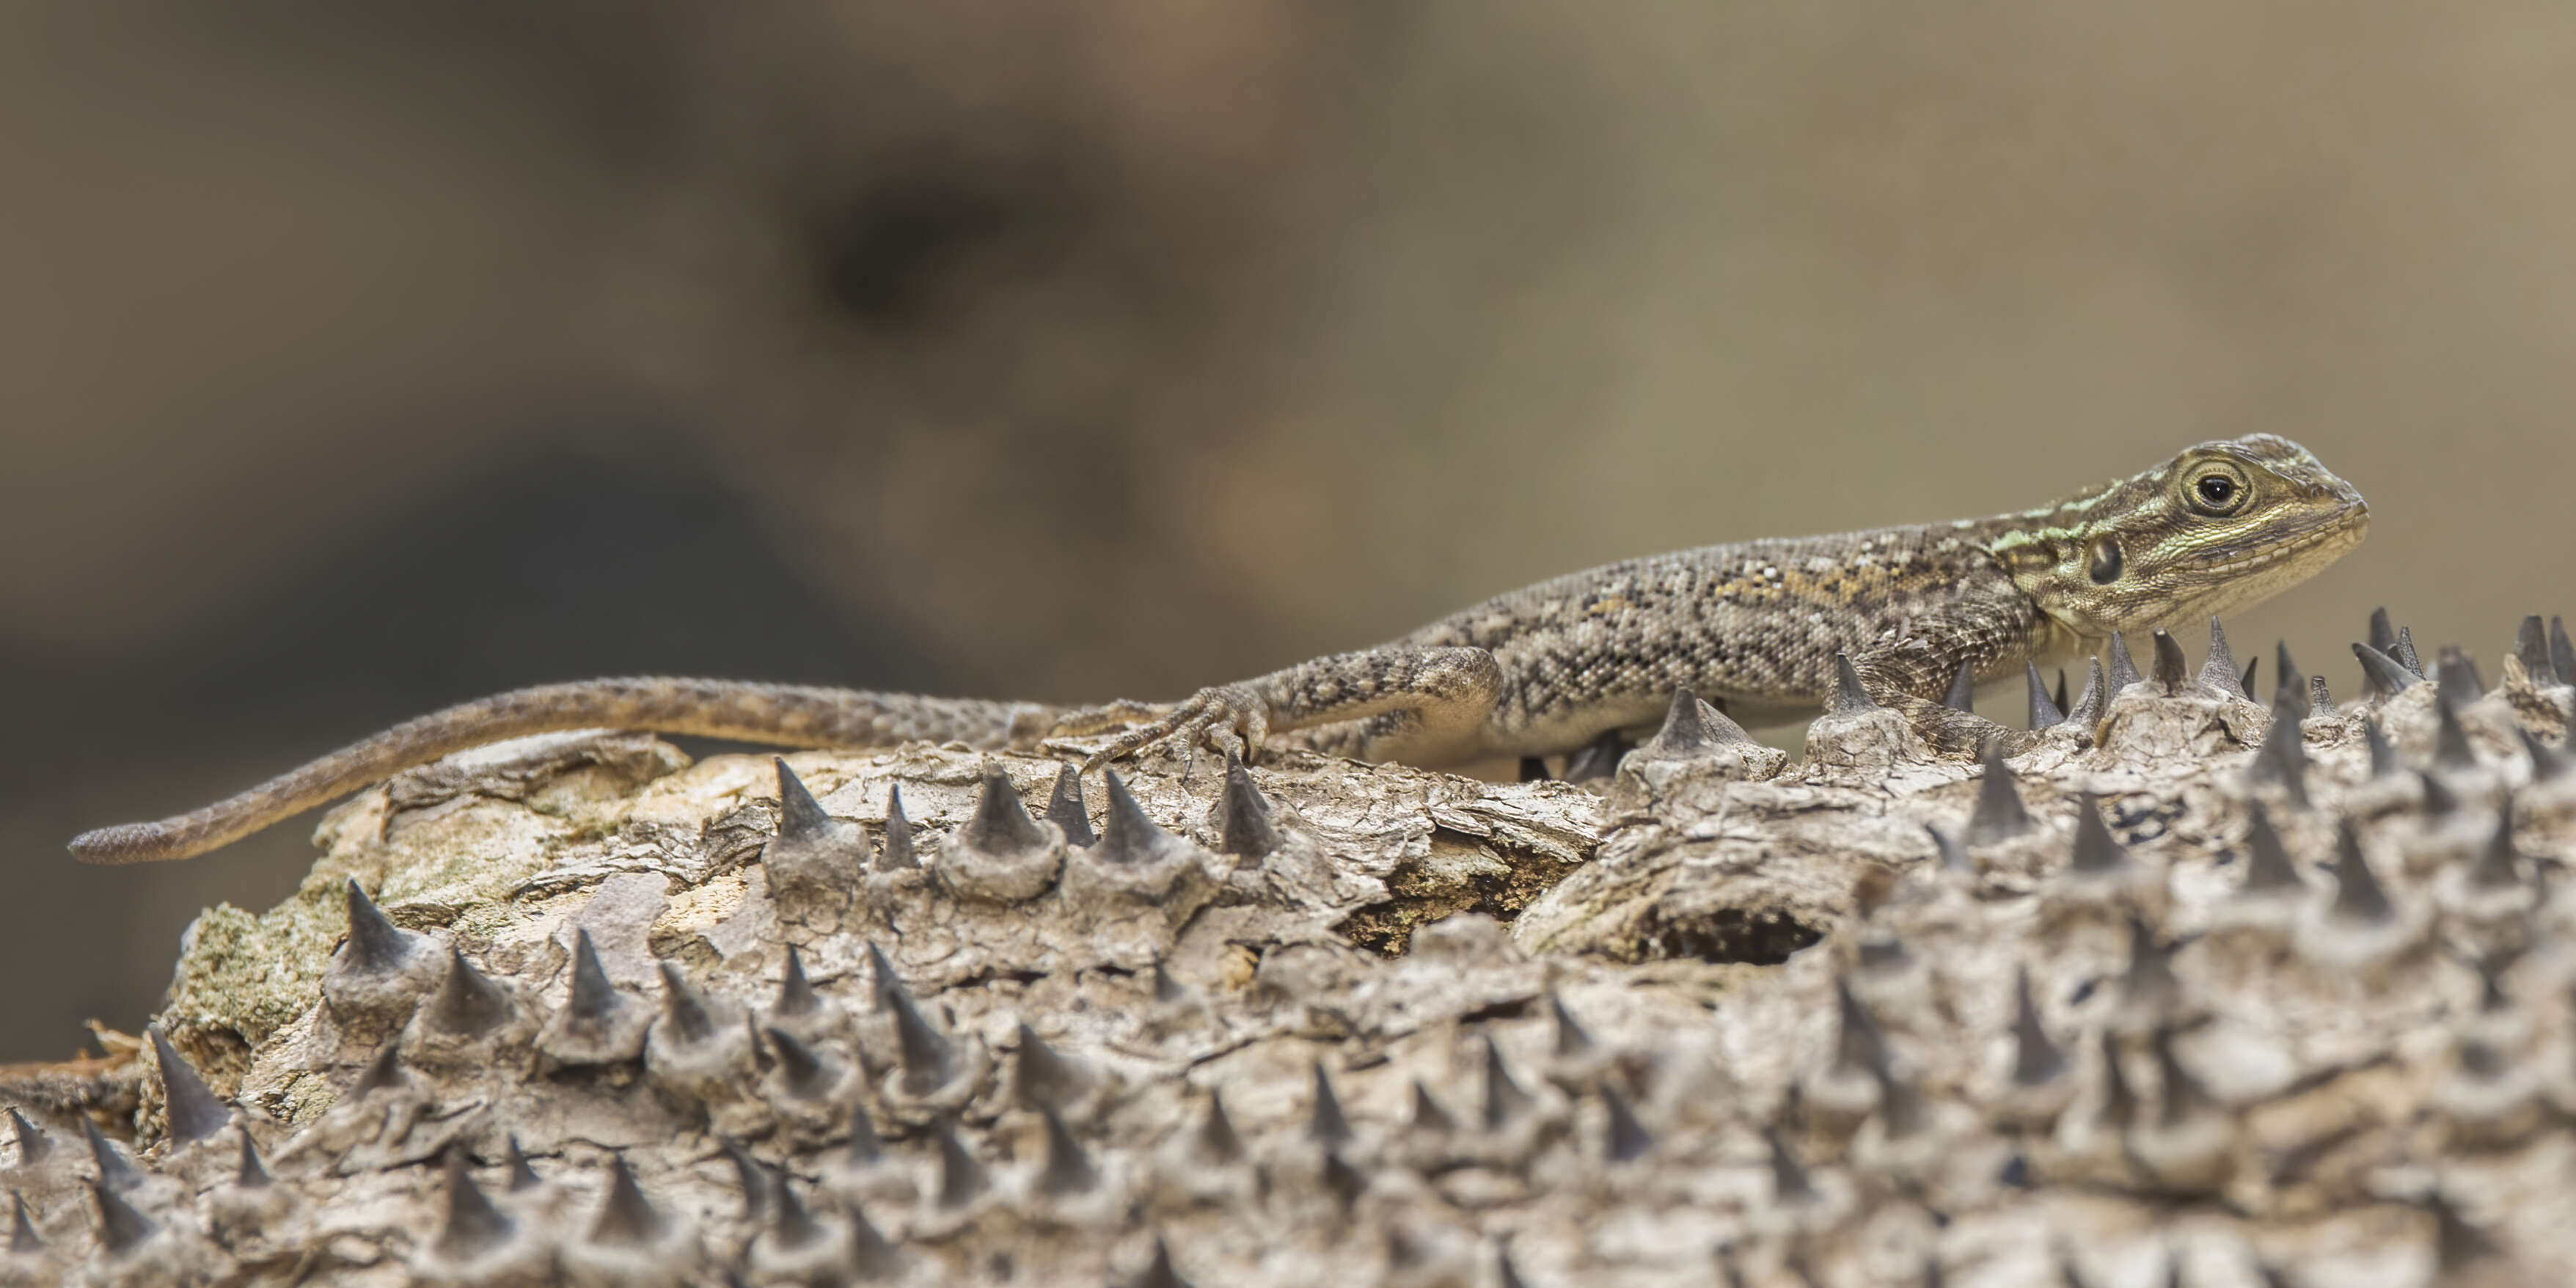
[6,614,2575,1287]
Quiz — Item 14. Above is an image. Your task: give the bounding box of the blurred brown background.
[4,3,2571,1062]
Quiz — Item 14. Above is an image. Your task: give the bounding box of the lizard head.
[1994,433,2369,640]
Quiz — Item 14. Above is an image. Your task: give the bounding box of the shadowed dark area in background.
[6,3,2573,1059]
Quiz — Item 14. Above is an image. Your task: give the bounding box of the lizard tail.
[67,678,1066,864]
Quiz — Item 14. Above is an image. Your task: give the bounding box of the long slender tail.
[67,678,1066,865]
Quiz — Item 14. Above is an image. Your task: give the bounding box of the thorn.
[767,752,839,855]
[2437,646,2485,711]
[236,1131,271,1189]
[656,961,719,1047]
[2067,656,2108,728]
[2468,806,2522,893]
[2054,668,2070,717]
[2121,916,2178,1017]
[848,1201,899,1279]
[1830,654,1878,714]
[2026,662,2065,730]
[2150,629,2189,695]
[2241,802,2305,894]
[343,880,414,974]
[1966,745,2032,846]
[2200,618,2245,698]
[1308,1063,1353,1148]
[434,1147,513,1262]
[1657,685,1716,750]
[2249,694,2311,805]
[146,1025,230,1145]
[2370,607,2398,657]
[764,1028,837,1102]
[1565,726,1633,781]
[2520,727,2569,783]
[1191,1092,1244,1166]
[846,1099,885,1166]
[351,1039,408,1099]
[1517,757,1549,783]
[879,786,916,871]
[1549,992,1595,1057]
[2329,819,2395,926]
[2242,658,2258,700]
[2148,1028,2217,1127]
[503,1135,540,1192]
[82,1120,142,1193]
[1097,768,1183,864]
[1013,1022,1089,1112]
[1215,754,1282,857]
[2420,769,2464,818]
[1834,977,1889,1074]
[567,930,622,1025]
[1942,660,1977,713]
[2432,1191,2502,1272]
[1408,1081,1457,1135]
[2272,641,2306,715]
[2010,965,2065,1087]
[7,1192,37,1253]
[1651,686,1754,754]
[1482,1037,1533,1132]
[2434,698,2479,771]
[963,764,1050,855]
[886,975,957,1097]
[773,945,821,1022]
[932,1118,987,1210]
[5,1108,51,1166]
[2393,626,2423,677]
[588,1153,663,1248]
[2553,616,2575,692]
[769,1175,823,1251]
[2308,674,2336,719]
[865,942,900,1013]
[1600,1081,1654,1162]
[1151,960,1185,1003]
[1764,1127,1814,1204]
[1320,1149,1366,1210]
[1044,764,1094,847]
[1139,1236,1194,1288]
[1034,1106,1098,1196]
[1925,823,1973,875]
[2068,793,2130,874]
[2106,632,2142,694]
[716,1137,769,1221]
[2365,717,2403,779]
[427,947,511,1038]
[2096,1030,2137,1133]
[2517,615,2558,686]
[90,1179,156,1255]
[2354,642,2418,698]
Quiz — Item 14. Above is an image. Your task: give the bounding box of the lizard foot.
[1913,706,2037,760]
[1058,683,1271,772]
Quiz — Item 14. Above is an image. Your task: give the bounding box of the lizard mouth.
[2189,502,2369,577]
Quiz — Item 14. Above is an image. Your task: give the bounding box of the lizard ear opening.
[2087,536,2124,585]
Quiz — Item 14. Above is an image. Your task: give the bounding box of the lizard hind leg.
[1066,682,1271,771]
[1067,645,1506,770]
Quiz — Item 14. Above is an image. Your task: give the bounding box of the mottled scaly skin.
[68,682,1063,865]
[70,434,2365,864]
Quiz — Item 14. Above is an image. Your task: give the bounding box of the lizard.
[67,433,2367,865]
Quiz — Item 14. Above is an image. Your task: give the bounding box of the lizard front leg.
[1059,646,1507,768]
[1846,593,2046,758]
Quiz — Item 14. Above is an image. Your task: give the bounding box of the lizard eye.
[2185,465,2252,516]
[2087,536,2123,585]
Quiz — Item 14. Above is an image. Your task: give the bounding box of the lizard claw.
[1061,683,1270,772]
